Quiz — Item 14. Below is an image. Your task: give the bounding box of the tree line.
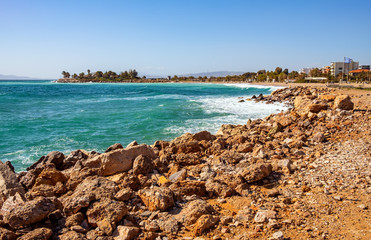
[61,69,139,82]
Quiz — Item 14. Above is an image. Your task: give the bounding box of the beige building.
[330,61,359,76]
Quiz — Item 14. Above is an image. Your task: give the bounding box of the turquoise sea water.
[0,80,287,172]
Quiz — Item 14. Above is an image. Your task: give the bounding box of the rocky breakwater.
[0,86,370,239]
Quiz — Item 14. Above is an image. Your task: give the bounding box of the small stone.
[358,204,368,210]
[254,210,277,223]
[333,196,342,201]
[270,231,284,240]
[267,219,280,229]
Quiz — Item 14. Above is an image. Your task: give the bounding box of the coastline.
[0,85,370,239]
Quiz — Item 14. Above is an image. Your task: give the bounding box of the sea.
[0,80,287,172]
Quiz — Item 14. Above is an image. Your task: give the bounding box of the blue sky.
[1,0,370,78]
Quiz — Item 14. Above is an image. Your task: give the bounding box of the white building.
[330,60,359,76]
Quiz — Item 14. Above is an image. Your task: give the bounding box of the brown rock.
[20,168,43,190]
[0,192,25,216]
[168,169,187,182]
[62,176,118,215]
[193,214,219,236]
[105,143,123,153]
[132,155,154,175]
[308,103,328,113]
[157,214,179,233]
[18,228,52,240]
[205,180,234,198]
[27,151,65,170]
[0,227,17,240]
[176,199,214,225]
[114,187,133,201]
[254,210,277,223]
[4,197,57,228]
[192,131,216,142]
[239,163,272,183]
[58,231,86,240]
[84,144,157,176]
[138,187,174,211]
[0,161,25,208]
[313,132,326,143]
[86,198,127,232]
[61,149,89,170]
[65,212,85,228]
[112,226,140,240]
[334,95,354,110]
[169,180,207,199]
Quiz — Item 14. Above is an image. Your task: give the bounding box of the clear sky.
[1,0,370,78]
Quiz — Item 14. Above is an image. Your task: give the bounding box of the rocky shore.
[0,87,370,240]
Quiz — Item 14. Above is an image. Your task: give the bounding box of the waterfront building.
[330,60,359,76]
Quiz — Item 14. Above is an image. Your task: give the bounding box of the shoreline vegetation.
[58,68,371,90]
[0,85,370,239]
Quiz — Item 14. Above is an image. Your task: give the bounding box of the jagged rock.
[112,226,140,240]
[114,187,133,201]
[61,150,89,170]
[294,96,313,116]
[138,187,174,211]
[34,168,67,187]
[105,143,123,153]
[20,167,44,190]
[239,163,272,183]
[192,131,216,142]
[86,198,127,235]
[157,214,179,233]
[4,197,57,228]
[58,231,87,240]
[176,199,214,225]
[132,155,154,175]
[193,215,219,236]
[0,192,25,216]
[65,167,99,191]
[62,176,118,215]
[205,180,234,198]
[313,132,326,143]
[27,151,65,170]
[0,227,17,240]
[65,212,85,228]
[278,159,294,172]
[254,210,277,223]
[126,140,138,148]
[334,95,354,110]
[234,207,255,225]
[169,169,187,182]
[308,103,328,113]
[270,231,284,240]
[0,160,25,208]
[18,228,53,240]
[169,180,207,199]
[84,144,157,176]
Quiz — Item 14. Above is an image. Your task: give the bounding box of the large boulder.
[112,226,140,240]
[138,186,174,211]
[132,154,154,175]
[62,176,118,215]
[333,95,354,110]
[176,199,214,226]
[18,228,53,240]
[169,180,207,199]
[4,197,57,228]
[27,151,65,170]
[239,163,272,183]
[86,198,128,235]
[0,227,17,240]
[0,161,25,208]
[84,144,157,176]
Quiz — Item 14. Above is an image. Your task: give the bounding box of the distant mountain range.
[179,71,245,78]
[0,74,43,80]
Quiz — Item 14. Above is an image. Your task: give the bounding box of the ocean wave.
[223,83,285,92]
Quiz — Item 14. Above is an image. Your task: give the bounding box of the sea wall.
[0,86,370,239]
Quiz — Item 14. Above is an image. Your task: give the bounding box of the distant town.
[58,58,370,84]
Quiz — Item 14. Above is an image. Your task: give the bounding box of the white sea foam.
[164,96,288,135]
[223,83,285,92]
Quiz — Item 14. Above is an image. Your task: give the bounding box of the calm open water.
[0,80,287,171]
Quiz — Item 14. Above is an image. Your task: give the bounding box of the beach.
[0,84,370,239]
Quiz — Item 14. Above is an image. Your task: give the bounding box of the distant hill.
[0,74,36,80]
[179,71,245,78]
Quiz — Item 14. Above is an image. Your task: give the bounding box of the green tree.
[283,68,289,75]
[61,71,70,78]
[94,71,103,78]
[79,72,85,79]
[275,67,282,74]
